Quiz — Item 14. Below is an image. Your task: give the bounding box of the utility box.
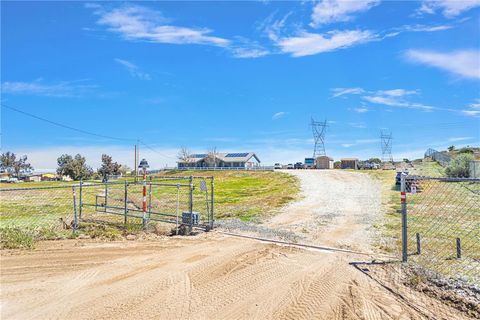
[182,212,199,225]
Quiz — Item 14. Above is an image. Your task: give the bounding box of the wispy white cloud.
[416,0,480,18]
[461,99,480,117]
[354,107,369,113]
[332,87,429,110]
[310,0,380,27]
[401,24,453,32]
[331,87,365,98]
[376,89,418,97]
[405,49,480,80]
[348,122,367,129]
[1,79,97,97]
[447,136,474,142]
[114,58,151,80]
[272,111,288,120]
[276,29,376,57]
[341,143,355,147]
[363,95,435,111]
[91,4,230,47]
[230,37,270,58]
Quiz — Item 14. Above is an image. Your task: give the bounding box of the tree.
[57,154,93,180]
[119,164,131,176]
[367,158,382,164]
[403,158,410,163]
[458,147,474,154]
[177,147,191,162]
[204,147,219,167]
[0,152,33,177]
[448,145,455,152]
[98,154,121,181]
[445,153,474,178]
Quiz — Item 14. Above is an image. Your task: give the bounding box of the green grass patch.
[410,159,445,177]
[154,170,300,220]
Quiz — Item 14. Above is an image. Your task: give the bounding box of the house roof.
[178,152,260,163]
[316,156,334,160]
[341,158,359,161]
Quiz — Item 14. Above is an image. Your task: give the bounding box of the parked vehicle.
[294,162,303,169]
[286,163,294,169]
[274,163,282,169]
[304,158,315,169]
[395,170,409,185]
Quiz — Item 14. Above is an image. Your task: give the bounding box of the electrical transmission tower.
[311,118,328,158]
[380,131,394,163]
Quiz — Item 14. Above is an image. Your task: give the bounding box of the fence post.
[79,180,83,220]
[210,176,214,229]
[416,233,421,255]
[189,176,194,234]
[176,185,180,235]
[124,180,128,225]
[148,176,152,220]
[104,182,108,212]
[456,238,461,259]
[72,186,78,231]
[401,173,408,262]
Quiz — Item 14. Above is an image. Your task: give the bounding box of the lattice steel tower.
[311,118,328,158]
[380,131,394,163]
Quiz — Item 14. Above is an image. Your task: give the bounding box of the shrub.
[0,227,36,249]
[445,154,474,178]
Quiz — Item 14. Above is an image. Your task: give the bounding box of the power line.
[139,140,177,160]
[1,103,176,161]
[1,103,135,142]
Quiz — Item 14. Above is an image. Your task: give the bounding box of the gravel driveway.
[218,170,382,253]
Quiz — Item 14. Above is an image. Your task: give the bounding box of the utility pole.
[134,139,140,182]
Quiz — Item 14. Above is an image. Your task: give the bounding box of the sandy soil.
[0,170,471,319]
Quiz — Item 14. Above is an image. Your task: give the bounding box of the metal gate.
[78,176,214,233]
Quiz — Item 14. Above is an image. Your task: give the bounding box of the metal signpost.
[138,158,149,229]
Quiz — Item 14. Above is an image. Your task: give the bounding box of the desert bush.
[445,153,474,178]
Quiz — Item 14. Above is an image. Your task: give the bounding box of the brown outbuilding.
[340,158,359,170]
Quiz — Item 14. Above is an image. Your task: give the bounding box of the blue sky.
[1,0,479,170]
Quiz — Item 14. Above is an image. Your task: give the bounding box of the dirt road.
[269,170,382,251]
[0,171,469,319]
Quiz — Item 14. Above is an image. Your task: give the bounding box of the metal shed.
[316,156,334,169]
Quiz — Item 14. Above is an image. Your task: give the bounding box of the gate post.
[189,176,194,233]
[79,180,83,220]
[104,182,108,212]
[210,176,214,229]
[124,180,128,225]
[401,173,408,262]
[72,186,78,231]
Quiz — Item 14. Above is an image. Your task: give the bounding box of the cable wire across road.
[217,230,397,259]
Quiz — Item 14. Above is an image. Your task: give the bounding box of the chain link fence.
[0,176,214,248]
[401,175,480,286]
